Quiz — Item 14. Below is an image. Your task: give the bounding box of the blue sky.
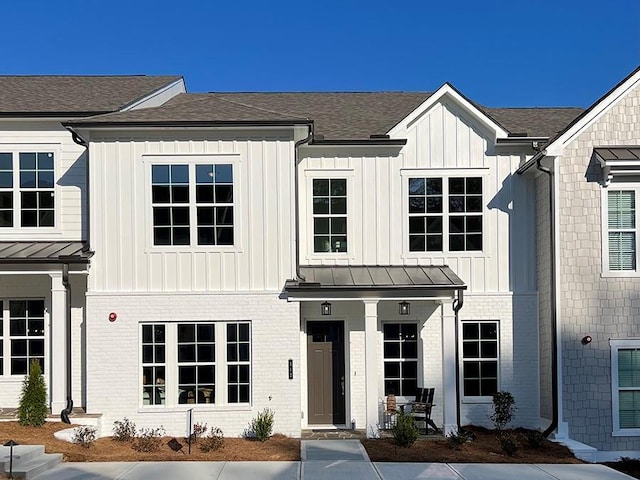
[0,0,638,107]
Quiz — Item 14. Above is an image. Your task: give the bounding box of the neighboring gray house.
[518,66,640,461]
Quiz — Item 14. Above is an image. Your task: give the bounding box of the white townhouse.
[16,70,640,460]
[60,85,579,439]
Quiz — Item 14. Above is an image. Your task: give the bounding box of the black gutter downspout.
[294,122,314,281]
[537,155,558,438]
[452,289,464,431]
[60,264,73,423]
[61,126,89,424]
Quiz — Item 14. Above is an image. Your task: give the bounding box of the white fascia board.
[120,78,187,112]
[545,69,640,156]
[386,83,510,139]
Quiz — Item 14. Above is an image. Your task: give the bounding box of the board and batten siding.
[87,130,296,293]
[0,121,87,241]
[299,100,536,294]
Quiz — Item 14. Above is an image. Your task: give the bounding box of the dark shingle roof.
[68,91,585,140]
[0,75,182,115]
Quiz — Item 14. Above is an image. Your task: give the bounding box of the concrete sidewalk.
[30,440,635,479]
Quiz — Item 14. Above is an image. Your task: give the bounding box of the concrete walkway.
[30,440,635,480]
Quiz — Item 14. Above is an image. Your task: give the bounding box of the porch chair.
[410,387,440,435]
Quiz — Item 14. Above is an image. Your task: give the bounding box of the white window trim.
[303,169,355,261]
[0,144,62,236]
[610,338,640,436]
[400,168,489,259]
[139,321,252,409]
[601,186,640,277]
[460,319,499,404]
[142,154,243,253]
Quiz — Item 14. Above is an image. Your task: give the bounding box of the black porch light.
[321,301,332,316]
[399,301,410,316]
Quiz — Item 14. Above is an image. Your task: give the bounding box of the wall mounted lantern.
[321,302,332,316]
[399,301,410,316]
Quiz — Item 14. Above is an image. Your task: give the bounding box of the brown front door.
[307,321,346,425]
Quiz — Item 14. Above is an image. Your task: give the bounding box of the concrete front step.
[0,446,61,480]
[7,454,62,480]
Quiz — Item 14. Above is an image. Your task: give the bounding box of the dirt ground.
[0,422,300,462]
[363,426,582,464]
[7,421,635,477]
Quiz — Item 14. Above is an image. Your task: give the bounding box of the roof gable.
[0,75,183,116]
[387,83,510,139]
[544,65,640,156]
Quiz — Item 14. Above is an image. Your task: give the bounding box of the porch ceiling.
[285,265,466,299]
[0,241,93,264]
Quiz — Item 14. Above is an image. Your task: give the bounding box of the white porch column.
[442,306,458,435]
[364,299,379,437]
[49,272,67,414]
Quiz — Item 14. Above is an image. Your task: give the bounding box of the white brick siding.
[85,293,300,437]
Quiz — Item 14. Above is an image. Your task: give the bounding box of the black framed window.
[196,164,234,246]
[313,179,347,253]
[226,322,251,403]
[9,300,45,375]
[383,323,418,396]
[141,324,166,405]
[409,176,482,252]
[0,154,13,228]
[151,164,190,245]
[462,321,498,397]
[177,323,215,404]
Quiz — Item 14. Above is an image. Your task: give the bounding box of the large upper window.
[312,178,347,253]
[607,190,637,271]
[408,177,482,252]
[140,321,250,407]
[383,323,418,397]
[151,163,234,247]
[611,340,640,435]
[0,300,45,376]
[461,321,498,398]
[0,152,55,228]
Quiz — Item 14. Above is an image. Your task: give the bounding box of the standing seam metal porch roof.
[285,266,466,296]
[0,242,93,264]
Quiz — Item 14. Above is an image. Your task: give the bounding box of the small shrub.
[112,417,137,442]
[191,422,208,443]
[132,426,166,452]
[18,360,48,427]
[248,408,274,442]
[525,429,546,449]
[72,425,97,448]
[391,410,418,447]
[499,433,519,456]
[199,427,224,452]
[490,391,516,431]
[446,429,469,450]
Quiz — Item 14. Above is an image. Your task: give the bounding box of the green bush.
[18,360,48,427]
[72,425,97,448]
[199,427,224,452]
[499,433,519,456]
[112,418,137,442]
[524,429,545,449]
[490,391,516,431]
[248,408,275,442]
[446,429,468,450]
[391,410,418,447]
